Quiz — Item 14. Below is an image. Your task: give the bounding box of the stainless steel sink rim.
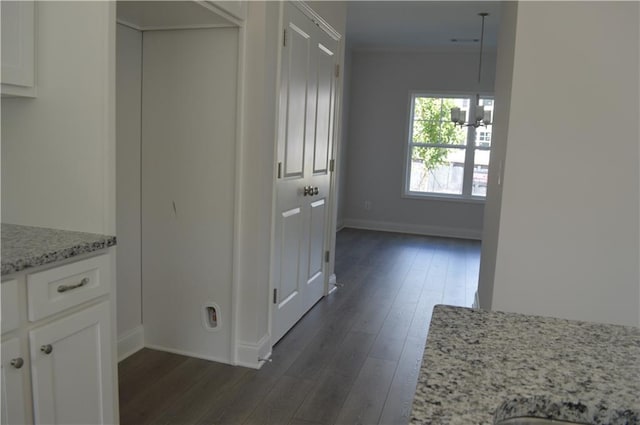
[493,395,639,425]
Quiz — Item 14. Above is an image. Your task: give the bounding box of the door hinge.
[273,288,278,304]
[325,251,330,263]
[335,64,340,78]
[277,162,282,179]
[283,29,287,47]
[329,159,335,172]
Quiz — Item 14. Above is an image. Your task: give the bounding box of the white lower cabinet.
[0,251,118,425]
[30,301,114,425]
[1,338,28,425]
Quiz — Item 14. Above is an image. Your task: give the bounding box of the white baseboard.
[117,325,144,362]
[342,218,482,240]
[121,326,271,369]
[328,273,338,294]
[235,333,271,369]
[144,343,231,365]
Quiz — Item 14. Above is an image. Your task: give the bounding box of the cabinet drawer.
[27,254,110,321]
[1,280,20,334]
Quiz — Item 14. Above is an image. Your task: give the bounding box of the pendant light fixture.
[451,12,492,128]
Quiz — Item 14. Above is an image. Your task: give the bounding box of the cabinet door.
[1,0,36,97]
[29,301,115,425]
[1,338,28,425]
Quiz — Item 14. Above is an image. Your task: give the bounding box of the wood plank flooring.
[118,228,480,425]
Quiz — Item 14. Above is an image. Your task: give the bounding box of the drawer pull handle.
[10,358,24,369]
[57,277,89,293]
[40,345,53,355]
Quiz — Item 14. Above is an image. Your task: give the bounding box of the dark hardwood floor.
[118,228,481,425]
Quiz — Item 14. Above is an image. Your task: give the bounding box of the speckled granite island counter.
[1,223,116,276]
[410,305,640,425]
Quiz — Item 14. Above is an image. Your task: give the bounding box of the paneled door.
[272,3,338,343]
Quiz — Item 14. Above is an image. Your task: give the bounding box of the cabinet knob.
[40,344,53,355]
[10,358,24,369]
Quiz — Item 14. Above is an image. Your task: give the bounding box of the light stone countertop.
[1,223,116,276]
[410,305,640,425]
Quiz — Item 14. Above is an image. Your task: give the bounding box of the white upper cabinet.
[1,1,36,97]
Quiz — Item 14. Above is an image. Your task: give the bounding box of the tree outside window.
[406,94,493,198]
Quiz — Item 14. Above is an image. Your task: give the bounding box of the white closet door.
[272,3,338,343]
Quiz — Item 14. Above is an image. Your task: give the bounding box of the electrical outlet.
[364,200,372,211]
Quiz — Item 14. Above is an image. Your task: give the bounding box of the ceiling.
[346,1,502,50]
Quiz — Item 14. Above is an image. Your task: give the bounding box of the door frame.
[268,0,343,344]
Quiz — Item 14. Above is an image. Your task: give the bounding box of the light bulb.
[459,110,467,125]
[450,107,460,123]
[483,110,492,125]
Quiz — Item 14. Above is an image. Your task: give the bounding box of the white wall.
[115,24,143,353]
[141,27,238,362]
[1,1,115,235]
[336,47,352,229]
[485,1,640,327]
[307,1,346,37]
[235,1,347,367]
[235,1,281,365]
[342,49,496,239]
[477,2,517,311]
[312,1,347,281]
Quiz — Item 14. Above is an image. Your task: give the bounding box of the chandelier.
[450,12,492,128]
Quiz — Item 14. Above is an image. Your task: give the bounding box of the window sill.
[402,192,486,205]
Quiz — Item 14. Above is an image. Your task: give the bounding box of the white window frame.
[402,91,493,202]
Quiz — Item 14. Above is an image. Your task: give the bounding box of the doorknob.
[303,186,319,196]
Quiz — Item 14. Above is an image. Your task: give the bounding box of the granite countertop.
[410,305,640,425]
[1,223,116,276]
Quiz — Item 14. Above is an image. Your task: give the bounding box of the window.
[405,93,493,199]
